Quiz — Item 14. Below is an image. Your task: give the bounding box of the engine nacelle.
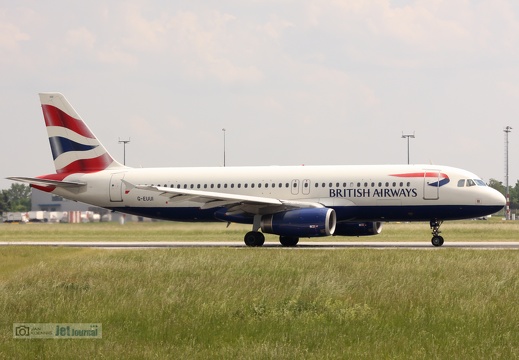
[334,221,383,236]
[260,208,336,237]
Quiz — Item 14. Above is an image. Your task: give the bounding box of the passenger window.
[457,179,465,187]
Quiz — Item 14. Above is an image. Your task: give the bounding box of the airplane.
[8,93,506,247]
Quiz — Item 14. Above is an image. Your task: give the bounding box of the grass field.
[1,217,519,242]
[1,220,519,359]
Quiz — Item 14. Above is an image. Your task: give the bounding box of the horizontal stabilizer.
[6,176,86,188]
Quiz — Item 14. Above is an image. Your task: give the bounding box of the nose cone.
[487,187,506,210]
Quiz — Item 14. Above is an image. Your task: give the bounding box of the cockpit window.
[458,179,487,187]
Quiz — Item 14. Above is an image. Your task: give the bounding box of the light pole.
[401,132,415,165]
[504,126,512,220]
[118,137,130,166]
[222,129,226,167]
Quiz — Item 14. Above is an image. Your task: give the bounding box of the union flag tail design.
[40,93,124,174]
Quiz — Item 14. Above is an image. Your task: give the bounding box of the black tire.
[431,235,444,247]
[279,236,299,247]
[244,231,265,247]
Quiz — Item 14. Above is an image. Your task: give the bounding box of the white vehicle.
[27,211,48,222]
[8,93,505,246]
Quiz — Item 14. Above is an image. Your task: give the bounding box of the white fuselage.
[52,164,505,223]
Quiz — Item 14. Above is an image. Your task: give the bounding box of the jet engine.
[260,208,336,237]
[334,221,383,236]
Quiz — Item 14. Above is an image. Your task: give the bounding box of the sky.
[1,0,519,190]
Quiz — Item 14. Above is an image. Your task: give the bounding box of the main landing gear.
[244,215,266,247]
[244,231,265,247]
[243,232,300,247]
[430,219,444,247]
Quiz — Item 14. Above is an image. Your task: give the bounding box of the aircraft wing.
[7,176,86,188]
[124,180,324,212]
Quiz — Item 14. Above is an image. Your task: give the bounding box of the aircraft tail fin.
[39,92,125,174]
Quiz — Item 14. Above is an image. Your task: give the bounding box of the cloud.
[115,5,263,83]
[0,21,29,50]
[300,0,519,68]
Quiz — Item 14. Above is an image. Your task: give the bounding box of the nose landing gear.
[430,219,444,247]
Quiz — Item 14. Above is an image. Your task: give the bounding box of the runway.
[1,241,519,249]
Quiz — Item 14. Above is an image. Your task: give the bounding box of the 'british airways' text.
[330,188,418,198]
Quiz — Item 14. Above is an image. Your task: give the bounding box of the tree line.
[0,180,518,213]
[487,179,519,209]
[1,184,31,212]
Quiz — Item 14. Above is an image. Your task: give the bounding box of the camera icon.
[15,326,30,337]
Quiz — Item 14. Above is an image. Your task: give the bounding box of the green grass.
[1,217,518,242]
[1,221,519,358]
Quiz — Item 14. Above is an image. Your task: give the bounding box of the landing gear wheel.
[430,219,444,247]
[244,231,265,247]
[279,236,299,247]
[431,235,444,247]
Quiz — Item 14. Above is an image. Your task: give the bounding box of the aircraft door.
[302,179,311,195]
[291,179,300,195]
[423,170,440,200]
[110,173,126,202]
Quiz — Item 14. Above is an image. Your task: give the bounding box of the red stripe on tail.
[42,104,95,139]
